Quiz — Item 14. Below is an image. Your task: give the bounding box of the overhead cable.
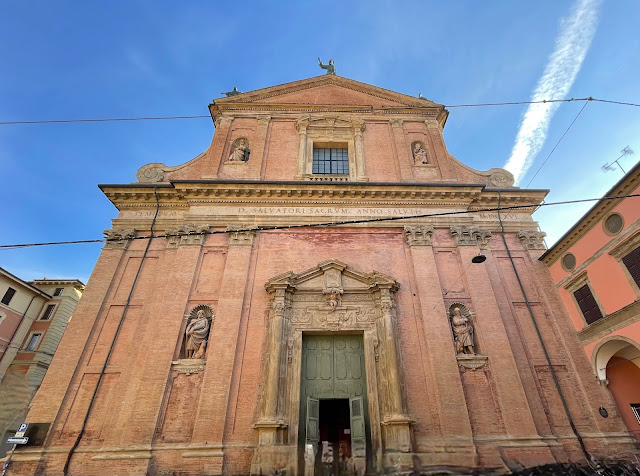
[1,193,638,250]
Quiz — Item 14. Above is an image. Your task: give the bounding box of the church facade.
[10,75,637,475]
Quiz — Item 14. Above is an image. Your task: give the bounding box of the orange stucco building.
[5,75,638,475]
[541,160,640,442]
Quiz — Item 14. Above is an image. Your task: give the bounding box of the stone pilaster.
[191,229,257,453]
[389,119,414,180]
[295,122,308,179]
[247,116,271,179]
[354,125,368,181]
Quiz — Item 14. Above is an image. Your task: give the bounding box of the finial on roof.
[318,57,336,75]
[222,87,242,97]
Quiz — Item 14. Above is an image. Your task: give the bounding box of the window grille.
[631,404,640,425]
[53,288,64,296]
[573,284,603,325]
[41,304,56,320]
[622,246,640,289]
[312,148,349,175]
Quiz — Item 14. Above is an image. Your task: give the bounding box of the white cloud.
[504,0,602,184]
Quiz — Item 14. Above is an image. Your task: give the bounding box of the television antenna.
[602,146,634,174]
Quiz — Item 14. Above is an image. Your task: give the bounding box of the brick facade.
[9,75,638,475]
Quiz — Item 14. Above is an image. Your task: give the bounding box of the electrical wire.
[524,101,590,188]
[62,188,160,476]
[0,96,638,126]
[1,193,638,251]
[0,341,55,357]
[497,191,594,467]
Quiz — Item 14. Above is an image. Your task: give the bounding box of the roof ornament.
[318,57,336,75]
[222,87,242,97]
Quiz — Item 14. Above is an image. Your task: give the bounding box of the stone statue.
[222,86,241,97]
[412,141,428,164]
[318,57,336,75]
[185,310,210,359]
[227,138,250,162]
[451,307,475,355]
[328,291,342,312]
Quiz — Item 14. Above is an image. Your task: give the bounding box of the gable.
[213,75,441,110]
[257,83,410,108]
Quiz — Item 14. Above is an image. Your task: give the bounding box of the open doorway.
[318,399,351,476]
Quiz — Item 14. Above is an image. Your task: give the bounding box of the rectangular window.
[312,148,349,175]
[622,245,640,289]
[573,284,604,325]
[53,288,64,296]
[41,304,56,321]
[631,404,640,425]
[1,287,16,305]
[25,333,42,351]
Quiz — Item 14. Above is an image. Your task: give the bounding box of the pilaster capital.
[165,224,210,248]
[404,225,434,246]
[227,226,257,246]
[103,228,136,250]
[517,230,547,250]
[214,116,233,128]
[257,115,272,126]
[449,226,492,249]
[389,118,404,128]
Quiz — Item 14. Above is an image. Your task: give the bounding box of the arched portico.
[592,336,640,442]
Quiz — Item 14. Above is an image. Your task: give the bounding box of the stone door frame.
[251,259,413,476]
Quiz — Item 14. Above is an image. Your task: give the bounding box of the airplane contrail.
[504,0,602,184]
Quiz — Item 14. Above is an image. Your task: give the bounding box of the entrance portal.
[301,335,369,476]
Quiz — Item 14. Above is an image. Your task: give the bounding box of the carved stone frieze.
[103,228,136,249]
[165,224,210,248]
[449,226,491,248]
[517,230,547,250]
[227,226,257,246]
[404,225,434,246]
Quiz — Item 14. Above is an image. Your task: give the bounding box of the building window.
[573,284,604,325]
[41,304,56,321]
[604,213,624,235]
[561,253,576,271]
[622,245,640,289]
[53,288,64,296]
[1,287,16,306]
[632,404,640,425]
[312,147,349,175]
[25,333,42,351]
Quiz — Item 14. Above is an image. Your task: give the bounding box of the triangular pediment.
[213,75,442,109]
[265,259,398,293]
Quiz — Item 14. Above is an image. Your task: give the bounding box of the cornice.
[577,300,640,346]
[100,181,546,213]
[541,163,640,265]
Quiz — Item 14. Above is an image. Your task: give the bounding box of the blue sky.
[1,1,639,283]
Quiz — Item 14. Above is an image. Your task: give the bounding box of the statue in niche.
[412,141,428,164]
[450,306,475,355]
[185,309,211,359]
[227,137,250,162]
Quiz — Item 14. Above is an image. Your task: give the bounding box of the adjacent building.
[8,74,638,476]
[541,160,640,442]
[0,269,84,457]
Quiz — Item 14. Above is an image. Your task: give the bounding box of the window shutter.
[573,284,603,325]
[622,246,640,288]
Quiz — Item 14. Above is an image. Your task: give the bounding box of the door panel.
[306,397,320,447]
[350,396,366,459]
